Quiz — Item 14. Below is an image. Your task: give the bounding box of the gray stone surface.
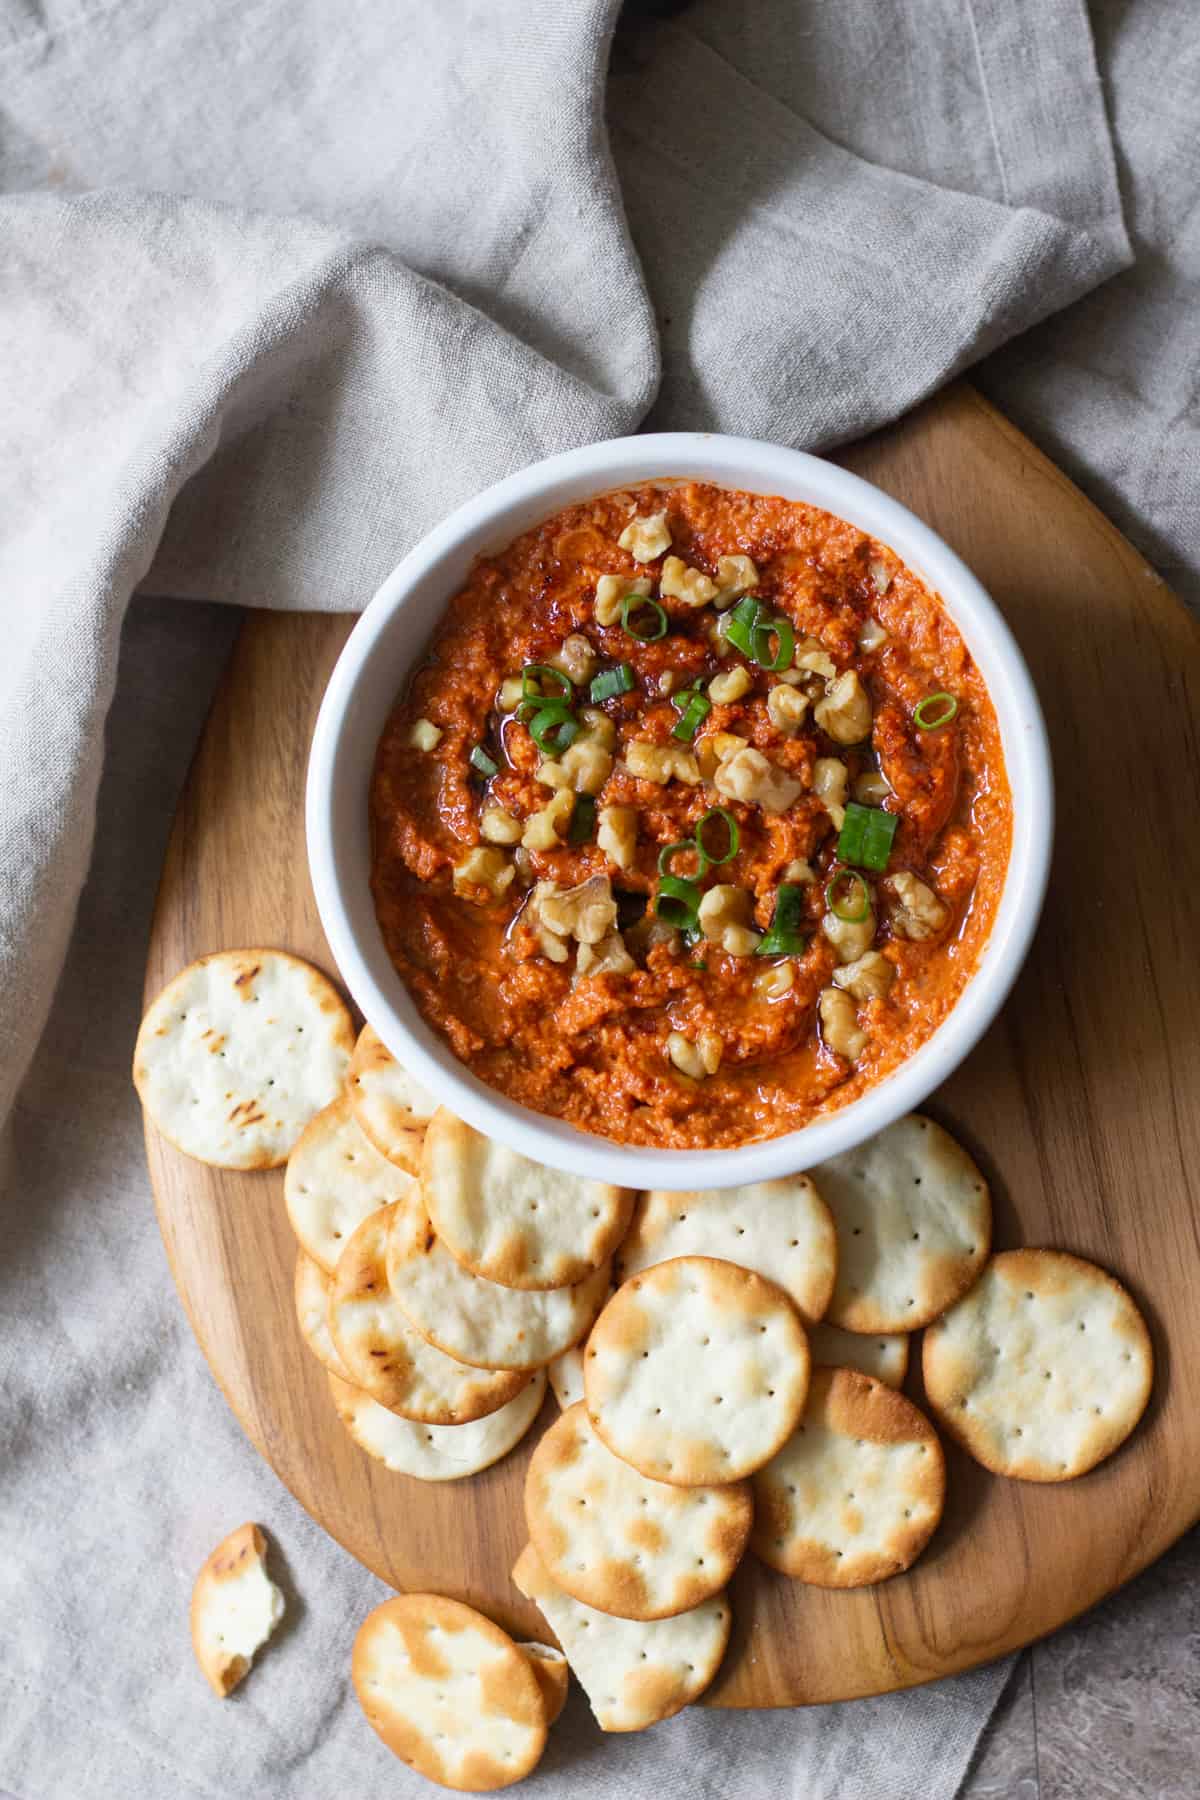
[961,1523,1200,1800]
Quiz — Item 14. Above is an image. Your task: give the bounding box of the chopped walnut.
[480,806,523,845]
[408,719,442,751]
[667,1030,723,1079]
[812,756,849,828]
[625,741,702,787]
[815,669,872,745]
[782,858,815,882]
[537,874,618,945]
[580,707,618,750]
[548,634,598,686]
[707,665,752,704]
[696,730,746,780]
[819,986,867,1060]
[597,804,637,871]
[794,637,838,682]
[766,683,810,735]
[595,573,651,626]
[868,559,893,596]
[884,871,949,940]
[853,769,891,805]
[660,556,717,608]
[498,676,525,712]
[713,746,802,814]
[617,512,672,563]
[832,950,895,1002]
[712,554,758,610]
[452,846,514,902]
[521,788,575,850]
[576,930,636,979]
[697,884,761,956]
[821,897,876,965]
[753,961,795,1000]
[658,670,678,697]
[858,616,889,651]
[536,735,613,796]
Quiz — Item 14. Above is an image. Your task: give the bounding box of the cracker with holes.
[751,1368,945,1586]
[525,1403,752,1620]
[615,1178,836,1326]
[808,1321,908,1388]
[346,1023,437,1174]
[352,1593,548,1790]
[923,1248,1153,1481]
[329,1205,528,1422]
[422,1110,633,1290]
[294,1249,352,1379]
[134,949,353,1169]
[815,1113,991,1331]
[284,1092,416,1273]
[585,1257,810,1485]
[548,1342,587,1411]
[190,1522,285,1697]
[513,1543,731,1732]
[386,1195,611,1371]
[329,1370,546,1481]
[518,1642,569,1724]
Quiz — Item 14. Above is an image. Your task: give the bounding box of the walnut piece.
[819,986,867,1060]
[453,847,514,902]
[713,746,802,814]
[408,719,442,751]
[521,788,575,850]
[812,756,849,828]
[548,634,598,686]
[832,950,895,1002]
[480,806,523,845]
[707,665,752,705]
[617,512,672,563]
[576,931,636,979]
[753,961,795,1000]
[885,871,949,940]
[814,669,872,745]
[536,735,613,796]
[595,573,651,627]
[597,804,637,871]
[766,683,810,735]
[712,554,758,610]
[667,1030,723,1079]
[822,892,876,964]
[697,884,760,957]
[625,740,702,787]
[660,556,717,608]
[536,874,618,946]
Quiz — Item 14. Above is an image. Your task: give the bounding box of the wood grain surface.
[143,383,1200,1708]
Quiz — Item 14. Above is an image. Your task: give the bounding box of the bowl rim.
[307,431,1053,1191]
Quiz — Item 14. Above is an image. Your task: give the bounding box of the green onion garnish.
[670,689,711,742]
[724,596,764,658]
[568,794,597,845]
[914,691,959,730]
[620,593,669,642]
[658,840,704,880]
[521,664,572,701]
[589,663,635,703]
[755,884,807,957]
[695,807,739,866]
[826,869,871,924]
[655,874,702,931]
[469,745,498,778]
[690,960,708,971]
[837,801,900,873]
[528,706,581,755]
[722,596,795,671]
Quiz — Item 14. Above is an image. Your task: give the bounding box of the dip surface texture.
[369,482,1011,1148]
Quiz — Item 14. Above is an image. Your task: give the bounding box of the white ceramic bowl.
[307,433,1052,1191]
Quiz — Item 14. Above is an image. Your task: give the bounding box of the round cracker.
[526,1402,752,1620]
[329,1205,528,1423]
[517,1643,568,1725]
[352,1593,548,1790]
[134,949,353,1169]
[808,1322,908,1388]
[615,1178,836,1326]
[190,1522,284,1698]
[922,1248,1153,1482]
[547,1342,587,1411]
[329,1370,546,1482]
[585,1257,811,1485]
[751,1367,945,1586]
[346,1023,437,1174]
[422,1110,633,1290]
[284,1093,415,1274]
[513,1543,731,1733]
[386,1195,611,1372]
[293,1250,351,1379]
[816,1113,991,1331]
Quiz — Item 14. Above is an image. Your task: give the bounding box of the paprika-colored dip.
[369,482,1011,1149]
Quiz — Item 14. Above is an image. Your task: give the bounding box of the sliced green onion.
[589,663,635,703]
[914,691,959,731]
[751,614,795,672]
[690,959,708,971]
[521,664,572,702]
[658,840,704,879]
[655,874,702,931]
[670,689,711,742]
[528,706,581,755]
[755,884,808,957]
[569,794,597,844]
[469,745,498,778]
[724,596,764,658]
[826,869,871,924]
[695,807,739,866]
[837,801,899,873]
[621,593,669,642]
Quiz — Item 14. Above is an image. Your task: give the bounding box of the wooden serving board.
[144,384,1200,1708]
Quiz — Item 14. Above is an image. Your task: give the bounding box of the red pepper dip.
[369,482,1011,1149]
